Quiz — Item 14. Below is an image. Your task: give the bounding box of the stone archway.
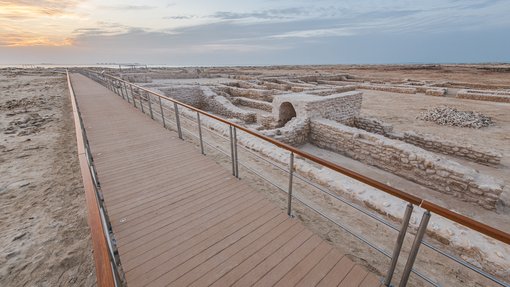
[278,102,296,127]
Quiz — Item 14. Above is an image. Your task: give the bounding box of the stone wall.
[201,87,256,123]
[310,118,504,209]
[303,92,362,123]
[306,86,357,96]
[272,91,362,124]
[160,86,204,108]
[425,88,447,96]
[220,86,274,102]
[262,117,310,146]
[456,89,510,103]
[357,83,417,94]
[260,81,292,91]
[352,116,394,135]
[258,114,277,129]
[231,97,273,112]
[351,117,502,166]
[394,131,502,166]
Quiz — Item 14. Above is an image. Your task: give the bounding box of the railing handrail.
[67,70,116,287]
[84,69,510,246]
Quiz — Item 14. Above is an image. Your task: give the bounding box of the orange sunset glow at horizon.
[1,0,86,47]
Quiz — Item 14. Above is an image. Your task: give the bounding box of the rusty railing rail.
[66,70,122,287]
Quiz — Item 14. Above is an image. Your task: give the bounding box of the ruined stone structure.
[219,86,274,102]
[201,87,256,123]
[394,131,502,166]
[425,88,447,96]
[272,91,362,126]
[231,97,273,112]
[160,86,204,108]
[127,66,508,215]
[310,119,503,209]
[457,89,510,103]
[262,118,310,146]
[357,83,417,94]
[351,116,502,165]
[352,116,394,135]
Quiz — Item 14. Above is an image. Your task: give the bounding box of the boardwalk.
[70,73,382,287]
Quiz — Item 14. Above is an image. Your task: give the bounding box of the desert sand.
[0,69,95,286]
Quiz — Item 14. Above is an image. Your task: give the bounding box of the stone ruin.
[119,68,507,211]
[255,91,504,210]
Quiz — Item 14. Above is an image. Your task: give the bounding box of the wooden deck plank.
[359,273,383,287]
[105,170,228,217]
[230,229,314,287]
[209,223,306,287]
[152,209,285,287]
[126,203,278,286]
[317,256,356,287]
[112,181,242,237]
[122,197,270,274]
[338,265,369,287]
[188,219,298,287]
[252,236,323,287]
[294,249,345,287]
[118,190,261,256]
[70,73,378,287]
[171,214,291,287]
[273,241,333,287]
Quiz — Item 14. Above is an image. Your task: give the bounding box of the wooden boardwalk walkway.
[71,73,382,287]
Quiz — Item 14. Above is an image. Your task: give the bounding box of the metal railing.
[66,70,123,287]
[78,69,510,287]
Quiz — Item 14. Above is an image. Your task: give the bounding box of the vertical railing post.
[139,91,145,113]
[229,126,235,176]
[399,211,431,287]
[384,203,414,286]
[130,85,136,108]
[114,80,119,95]
[287,152,294,216]
[119,81,126,100]
[197,112,204,155]
[123,82,131,104]
[174,102,182,139]
[233,127,239,178]
[147,92,154,119]
[159,97,166,128]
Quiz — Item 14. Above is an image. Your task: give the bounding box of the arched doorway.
[278,102,296,127]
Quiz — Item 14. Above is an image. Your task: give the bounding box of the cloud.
[0,0,80,18]
[2,0,510,64]
[269,27,355,39]
[72,22,132,37]
[210,7,310,20]
[163,15,196,20]
[99,5,157,11]
[0,0,81,47]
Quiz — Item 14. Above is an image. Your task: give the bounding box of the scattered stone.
[418,106,493,128]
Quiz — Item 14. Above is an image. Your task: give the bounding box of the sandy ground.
[0,69,95,287]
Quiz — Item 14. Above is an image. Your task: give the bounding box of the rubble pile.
[419,106,493,128]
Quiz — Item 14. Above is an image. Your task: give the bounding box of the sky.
[1,0,509,65]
